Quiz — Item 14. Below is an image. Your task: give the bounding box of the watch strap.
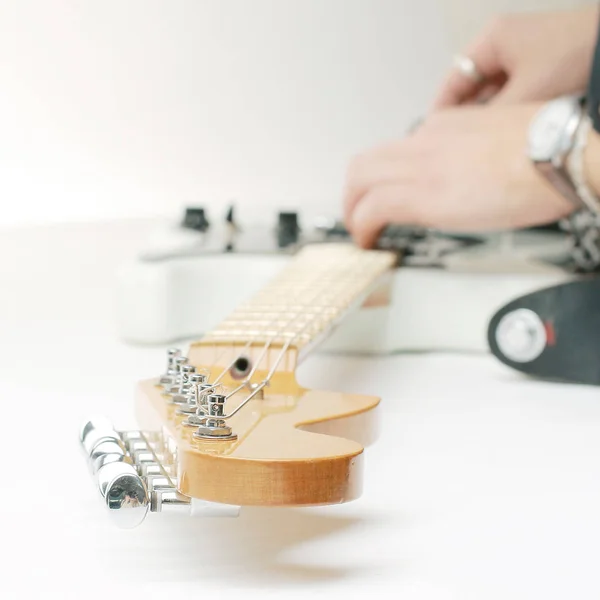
[566,114,600,213]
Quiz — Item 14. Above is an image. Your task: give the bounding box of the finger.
[342,156,407,228]
[431,27,505,110]
[488,77,534,105]
[342,140,414,227]
[471,76,505,104]
[349,184,419,249]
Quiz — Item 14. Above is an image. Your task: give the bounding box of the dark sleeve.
[587,7,600,132]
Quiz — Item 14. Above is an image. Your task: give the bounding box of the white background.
[0,0,588,228]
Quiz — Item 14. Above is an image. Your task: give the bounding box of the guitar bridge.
[80,418,240,528]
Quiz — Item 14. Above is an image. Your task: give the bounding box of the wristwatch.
[527,94,586,209]
[528,95,600,271]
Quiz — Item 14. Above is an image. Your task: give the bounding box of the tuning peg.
[97,461,149,529]
[89,439,127,474]
[80,418,150,529]
[80,419,240,528]
[169,364,196,403]
[80,416,112,443]
[163,356,189,393]
[175,373,210,415]
[159,348,182,385]
[80,417,122,456]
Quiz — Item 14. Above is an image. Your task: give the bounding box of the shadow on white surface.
[96,507,394,585]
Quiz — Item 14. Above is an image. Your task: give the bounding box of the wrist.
[564,111,600,213]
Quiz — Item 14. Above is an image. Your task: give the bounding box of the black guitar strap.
[488,278,600,385]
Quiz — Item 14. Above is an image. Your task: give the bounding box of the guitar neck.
[196,243,397,362]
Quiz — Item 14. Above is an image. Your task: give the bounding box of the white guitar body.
[115,216,578,355]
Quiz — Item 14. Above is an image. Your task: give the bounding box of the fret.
[197,244,397,353]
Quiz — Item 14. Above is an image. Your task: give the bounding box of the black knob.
[277,212,300,248]
[182,207,209,232]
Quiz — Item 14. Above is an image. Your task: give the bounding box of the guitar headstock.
[139,343,380,506]
[79,344,380,528]
[81,243,394,528]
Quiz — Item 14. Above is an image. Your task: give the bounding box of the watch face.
[528,96,581,161]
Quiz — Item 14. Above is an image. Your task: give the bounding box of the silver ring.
[453,54,485,83]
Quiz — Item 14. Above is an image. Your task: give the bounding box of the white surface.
[1,220,600,599]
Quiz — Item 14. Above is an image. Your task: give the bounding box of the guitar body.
[115,214,578,353]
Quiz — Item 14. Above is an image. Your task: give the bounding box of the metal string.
[192,249,364,417]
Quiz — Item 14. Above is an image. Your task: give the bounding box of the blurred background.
[0,0,589,228]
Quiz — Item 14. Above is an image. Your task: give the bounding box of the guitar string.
[194,274,340,412]
[218,254,367,418]
[197,279,325,386]
[195,253,359,414]
[192,307,318,410]
[218,312,325,420]
[210,255,345,379]
[193,310,321,416]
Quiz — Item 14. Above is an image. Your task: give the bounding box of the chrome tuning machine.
[193,394,237,441]
[79,417,240,529]
[159,348,184,386]
[161,348,237,441]
[176,373,210,416]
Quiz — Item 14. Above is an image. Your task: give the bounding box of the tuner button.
[104,466,150,529]
[89,439,126,474]
[97,461,138,496]
[182,207,209,232]
[80,420,122,457]
[79,417,114,445]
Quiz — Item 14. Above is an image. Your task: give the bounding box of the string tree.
[247,380,265,399]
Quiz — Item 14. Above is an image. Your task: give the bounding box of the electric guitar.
[115,208,580,355]
[82,208,598,528]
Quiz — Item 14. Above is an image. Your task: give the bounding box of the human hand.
[343,104,576,248]
[433,7,599,109]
